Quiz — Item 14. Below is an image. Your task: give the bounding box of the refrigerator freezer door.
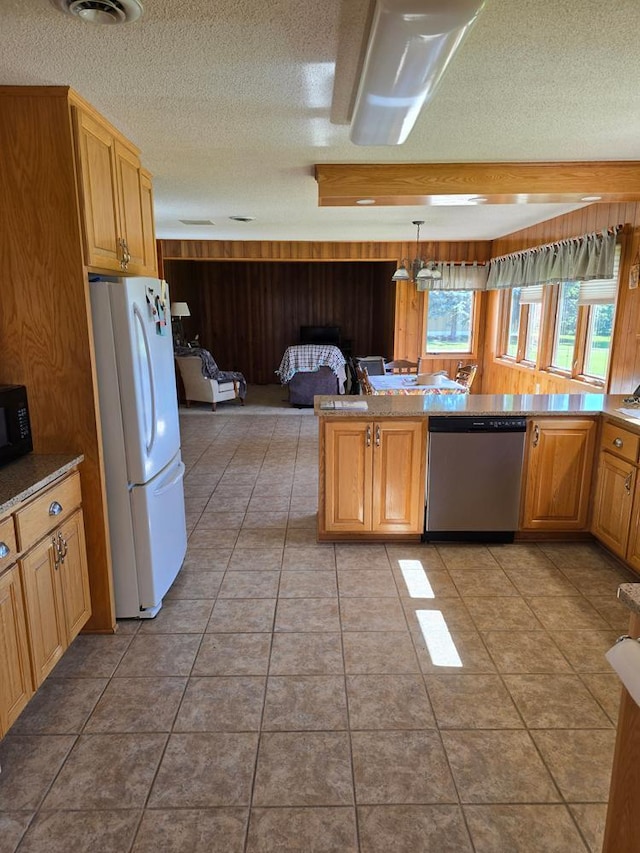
[110,277,181,485]
[129,451,187,616]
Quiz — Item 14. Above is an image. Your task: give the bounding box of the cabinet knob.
[0,541,10,559]
[532,424,540,447]
[366,424,371,447]
[375,424,381,446]
[613,437,624,448]
[625,473,633,493]
[49,501,63,516]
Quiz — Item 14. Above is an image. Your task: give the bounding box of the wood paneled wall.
[160,238,493,386]
[161,209,640,396]
[483,203,640,395]
[163,260,397,384]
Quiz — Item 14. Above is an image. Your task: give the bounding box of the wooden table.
[369,375,468,395]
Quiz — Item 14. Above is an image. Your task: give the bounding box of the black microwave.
[0,385,33,467]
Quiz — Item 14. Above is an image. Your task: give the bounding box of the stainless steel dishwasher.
[425,416,527,541]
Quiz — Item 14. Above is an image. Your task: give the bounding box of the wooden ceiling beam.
[314,161,640,206]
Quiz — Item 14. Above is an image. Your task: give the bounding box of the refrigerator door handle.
[154,460,186,496]
[133,302,157,455]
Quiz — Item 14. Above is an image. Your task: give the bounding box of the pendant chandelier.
[392,220,442,284]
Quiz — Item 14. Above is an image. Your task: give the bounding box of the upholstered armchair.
[175,354,245,411]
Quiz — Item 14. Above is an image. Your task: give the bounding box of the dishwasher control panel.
[428,416,527,433]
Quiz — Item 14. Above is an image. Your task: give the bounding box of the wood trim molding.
[315,162,640,206]
[159,239,493,262]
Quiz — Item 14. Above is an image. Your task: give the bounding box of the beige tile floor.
[0,404,636,852]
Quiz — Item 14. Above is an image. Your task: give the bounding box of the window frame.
[497,288,543,368]
[419,289,481,361]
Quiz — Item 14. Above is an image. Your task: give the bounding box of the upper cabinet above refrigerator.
[72,103,157,277]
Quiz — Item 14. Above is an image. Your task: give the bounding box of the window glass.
[506,288,521,357]
[584,302,614,379]
[524,302,541,363]
[425,291,474,353]
[551,281,580,371]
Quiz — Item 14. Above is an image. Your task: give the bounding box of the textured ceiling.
[2,0,640,242]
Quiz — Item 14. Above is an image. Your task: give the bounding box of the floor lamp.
[170,301,190,346]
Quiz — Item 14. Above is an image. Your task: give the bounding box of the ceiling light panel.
[350,0,486,146]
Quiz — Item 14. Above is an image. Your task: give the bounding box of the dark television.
[299,325,340,346]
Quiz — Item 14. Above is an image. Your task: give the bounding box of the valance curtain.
[486,227,621,290]
[416,261,488,292]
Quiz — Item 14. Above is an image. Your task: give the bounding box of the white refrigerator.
[89,276,187,618]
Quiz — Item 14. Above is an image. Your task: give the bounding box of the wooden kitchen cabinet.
[140,168,158,274]
[74,106,157,276]
[1,465,92,736]
[521,418,596,530]
[20,534,67,686]
[13,469,91,691]
[591,453,635,558]
[592,420,640,568]
[0,564,33,736]
[55,509,91,643]
[320,418,426,539]
[0,85,163,634]
[20,508,91,687]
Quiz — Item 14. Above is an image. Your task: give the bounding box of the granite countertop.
[0,454,84,517]
[618,584,640,616]
[314,393,640,425]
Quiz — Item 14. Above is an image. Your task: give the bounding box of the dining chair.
[356,365,373,395]
[356,356,386,376]
[454,362,478,390]
[385,359,418,374]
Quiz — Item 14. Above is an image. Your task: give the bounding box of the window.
[496,243,620,385]
[505,287,521,358]
[524,301,542,363]
[584,302,614,379]
[423,290,476,355]
[551,281,580,371]
[499,285,541,365]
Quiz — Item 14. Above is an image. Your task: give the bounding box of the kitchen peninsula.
[316,393,640,577]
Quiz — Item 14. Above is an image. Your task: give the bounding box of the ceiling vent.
[179,219,215,226]
[50,0,143,25]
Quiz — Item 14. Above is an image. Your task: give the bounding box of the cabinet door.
[57,510,92,643]
[115,141,146,273]
[372,420,425,533]
[626,475,640,573]
[140,169,158,275]
[592,452,635,559]
[20,537,66,687]
[0,564,33,736]
[323,421,372,533]
[521,418,596,530]
[73,108,122,272]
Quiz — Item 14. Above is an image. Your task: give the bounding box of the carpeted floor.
[178,384,316,416]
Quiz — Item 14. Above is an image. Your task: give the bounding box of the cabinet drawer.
[0,516,18,573]
[601,421,639,464]
[14,472,82,553]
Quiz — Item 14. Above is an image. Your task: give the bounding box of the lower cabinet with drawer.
[20,509,90,686]
[592,420,640,567]
[0,466,91,737]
